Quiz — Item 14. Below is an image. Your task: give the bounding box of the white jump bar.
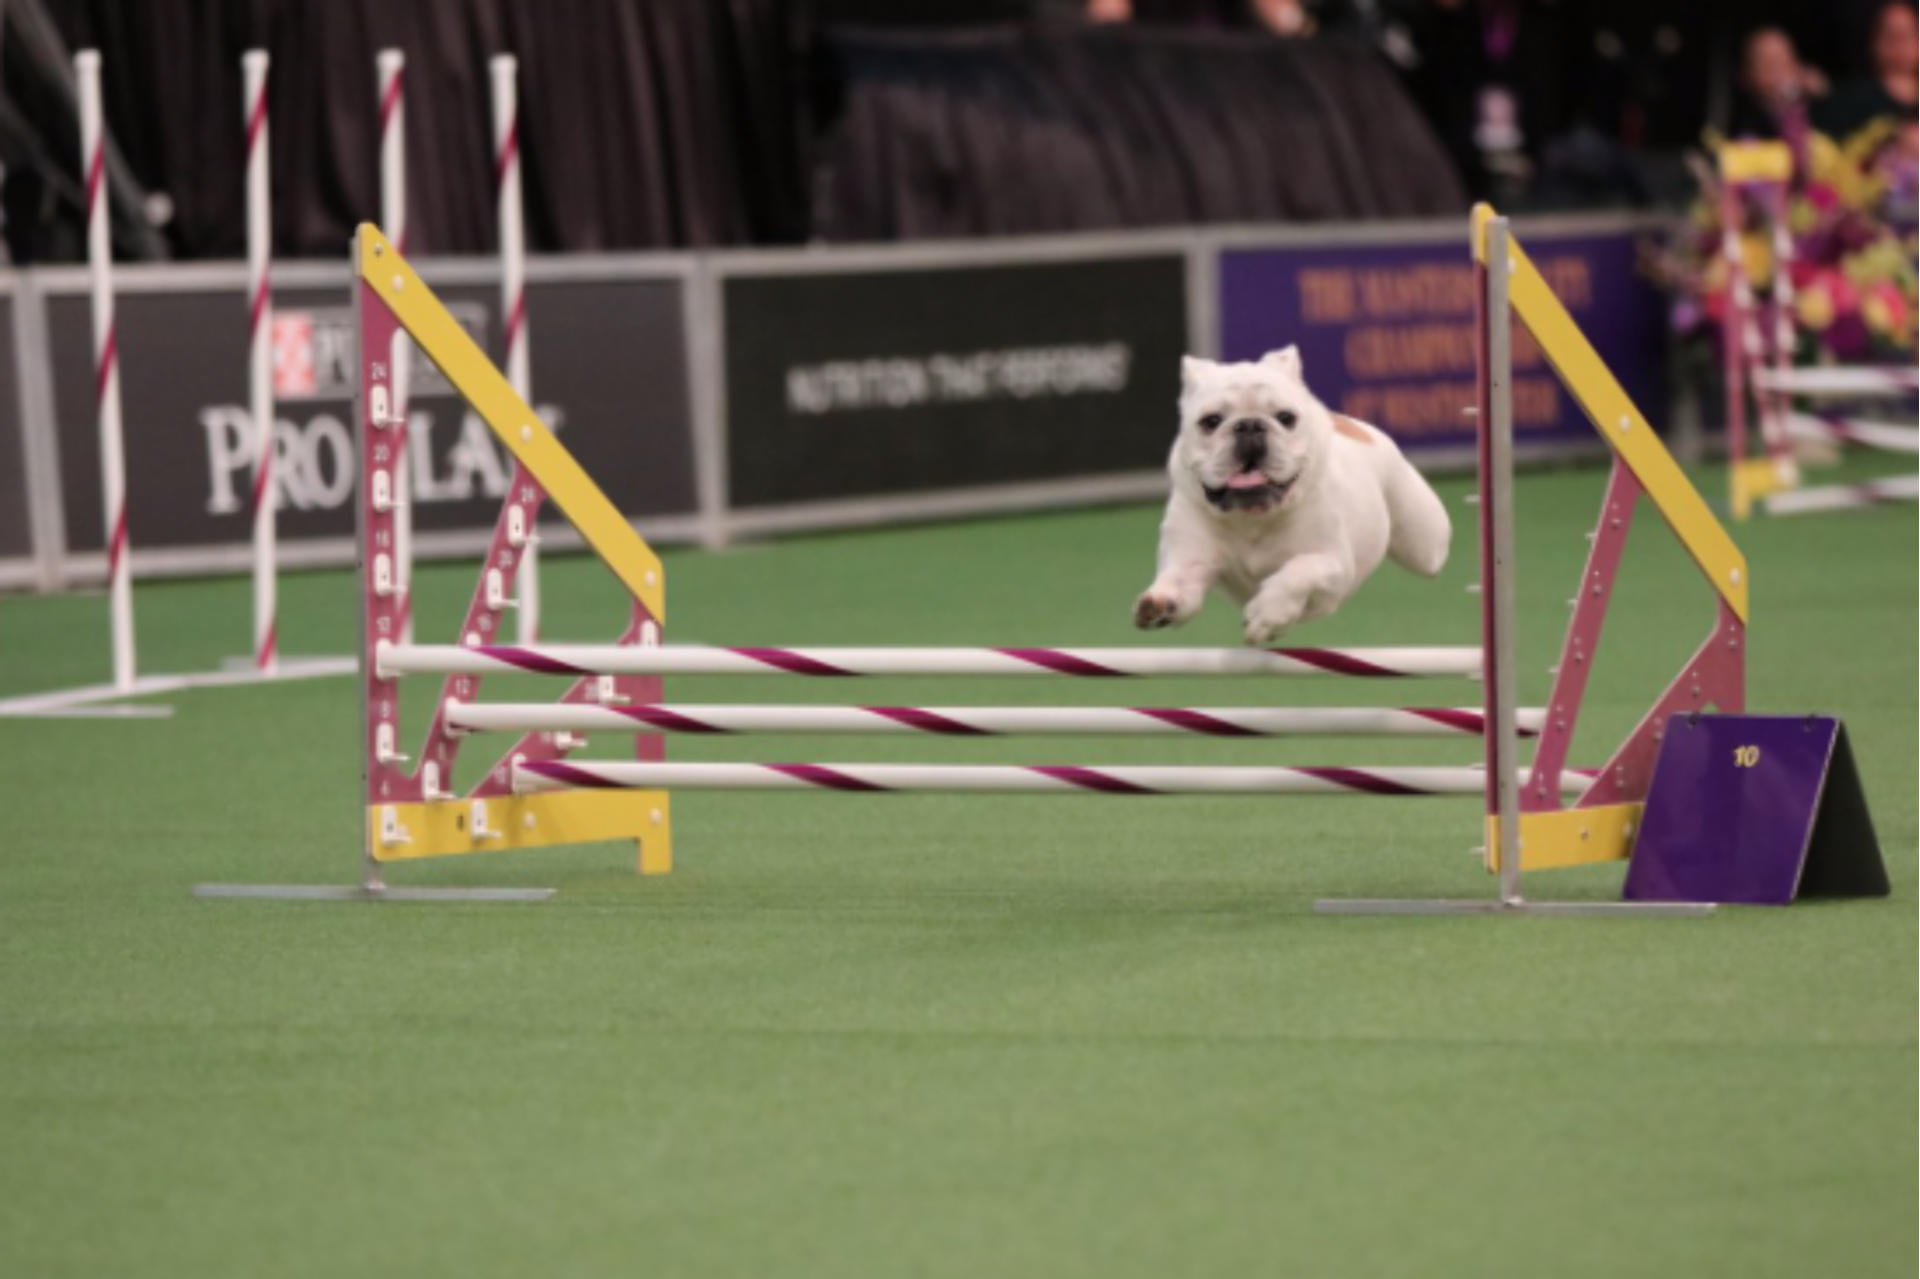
[1765,473,1920,515]
[379,642,1484,680]
[447,701,1544,738]
[1785,412,1920,454]
[1753,366,1919,397]
[512,759,1591,797]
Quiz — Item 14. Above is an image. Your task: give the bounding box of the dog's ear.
[1179,355,1212,393]
[1260,346,1304,380]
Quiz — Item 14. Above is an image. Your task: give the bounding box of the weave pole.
[243,51,276,673]
[76,51,135,693]
[491,54,538,642]
[377,49,413,644]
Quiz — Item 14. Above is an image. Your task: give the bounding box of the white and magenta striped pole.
[243,50,276,673]
[376,642,1485,680]
[447,701,1546,738]
[1757,181,1800,484]
[491,53,538,642]
[513,760,1593,798]
[76,51,135,692]
[1719,179,1755,496]
[377,49,413,644]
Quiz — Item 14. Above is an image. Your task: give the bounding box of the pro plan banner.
[50,273,695,564]
[1218,229,1666,454]
[722,255,1188,508]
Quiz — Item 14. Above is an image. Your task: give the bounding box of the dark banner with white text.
[722,255,1189,509]
[48,274,695,567]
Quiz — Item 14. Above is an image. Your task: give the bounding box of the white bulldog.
[1133,347,1452,645]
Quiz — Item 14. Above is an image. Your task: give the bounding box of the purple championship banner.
[1218,226,1667,456]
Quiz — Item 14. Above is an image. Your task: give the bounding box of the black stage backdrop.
[25,0,812,260]
[17,6,1459,260]
[814,27,1463,241]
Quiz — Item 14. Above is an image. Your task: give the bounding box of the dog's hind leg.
[1381,453,1452,578]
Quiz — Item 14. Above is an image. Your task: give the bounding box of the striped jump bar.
[448,701,1543,738]
[1752,366,1919,397]
[381,643,1483,680]
[1784,412,1920,455]
[513,760,1591,797]
[1766,473,1920,515]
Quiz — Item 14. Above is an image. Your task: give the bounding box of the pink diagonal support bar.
[1580,599,1745,808]
[1522,458,1746,815]
[1523,459,1639,810]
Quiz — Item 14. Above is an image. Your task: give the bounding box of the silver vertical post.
[1485,219,1524,905]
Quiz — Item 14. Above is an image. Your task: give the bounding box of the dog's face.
[1174,346,1330,518]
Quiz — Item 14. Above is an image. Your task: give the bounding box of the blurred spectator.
[1729,27,1829,138]
[1400,0,1584,202]
[1085,0,1134,22]
[1249,0,1315,35]
[1816,1,1919,138]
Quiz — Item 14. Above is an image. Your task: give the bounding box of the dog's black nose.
[1233,419,1265,437]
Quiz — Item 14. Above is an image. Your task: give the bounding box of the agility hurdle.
[1719,141,1919,519]
[197,209,1738,913]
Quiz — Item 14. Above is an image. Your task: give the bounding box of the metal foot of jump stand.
[1313,897,1715,917]
[192,882,555,902]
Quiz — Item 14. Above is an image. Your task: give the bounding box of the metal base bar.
[220,653,358,674]
[6,703,176,720]
[192,883,555,902]
[0,657,356,719]
[1313,897,1716,916]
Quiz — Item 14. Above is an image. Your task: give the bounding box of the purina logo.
[271,304,485,401]
[206,298,567,518]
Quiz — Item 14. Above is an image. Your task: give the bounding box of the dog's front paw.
[1133,591,1184,630]
[1242,596,1305,647]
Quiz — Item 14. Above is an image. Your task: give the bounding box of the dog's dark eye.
[1277,411,1298,429]
[1199,415,1224,433]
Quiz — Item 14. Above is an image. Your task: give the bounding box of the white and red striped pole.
[491,53,538,642]
[243,50,276,673]
[377,49,413,644]
[513,760,1595,799]
[1757,181,1800,484]
[447,701,1547,738]
[1719,179,1754,501]
[76,51,135,693]
[375,642,1485,680]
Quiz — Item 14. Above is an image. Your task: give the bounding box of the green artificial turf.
[0,466,1913,1278]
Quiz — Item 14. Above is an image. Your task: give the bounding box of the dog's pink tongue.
[1225,471,1269,490]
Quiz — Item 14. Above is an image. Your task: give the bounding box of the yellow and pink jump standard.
[1717,140,1920,519]
[196,209,1749,911]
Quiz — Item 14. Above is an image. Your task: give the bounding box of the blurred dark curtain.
[9,3,1469,262]
[16,0,813,261]
[813,26,1465,241]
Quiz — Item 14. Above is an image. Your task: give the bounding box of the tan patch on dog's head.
[1333,415,1376,446]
